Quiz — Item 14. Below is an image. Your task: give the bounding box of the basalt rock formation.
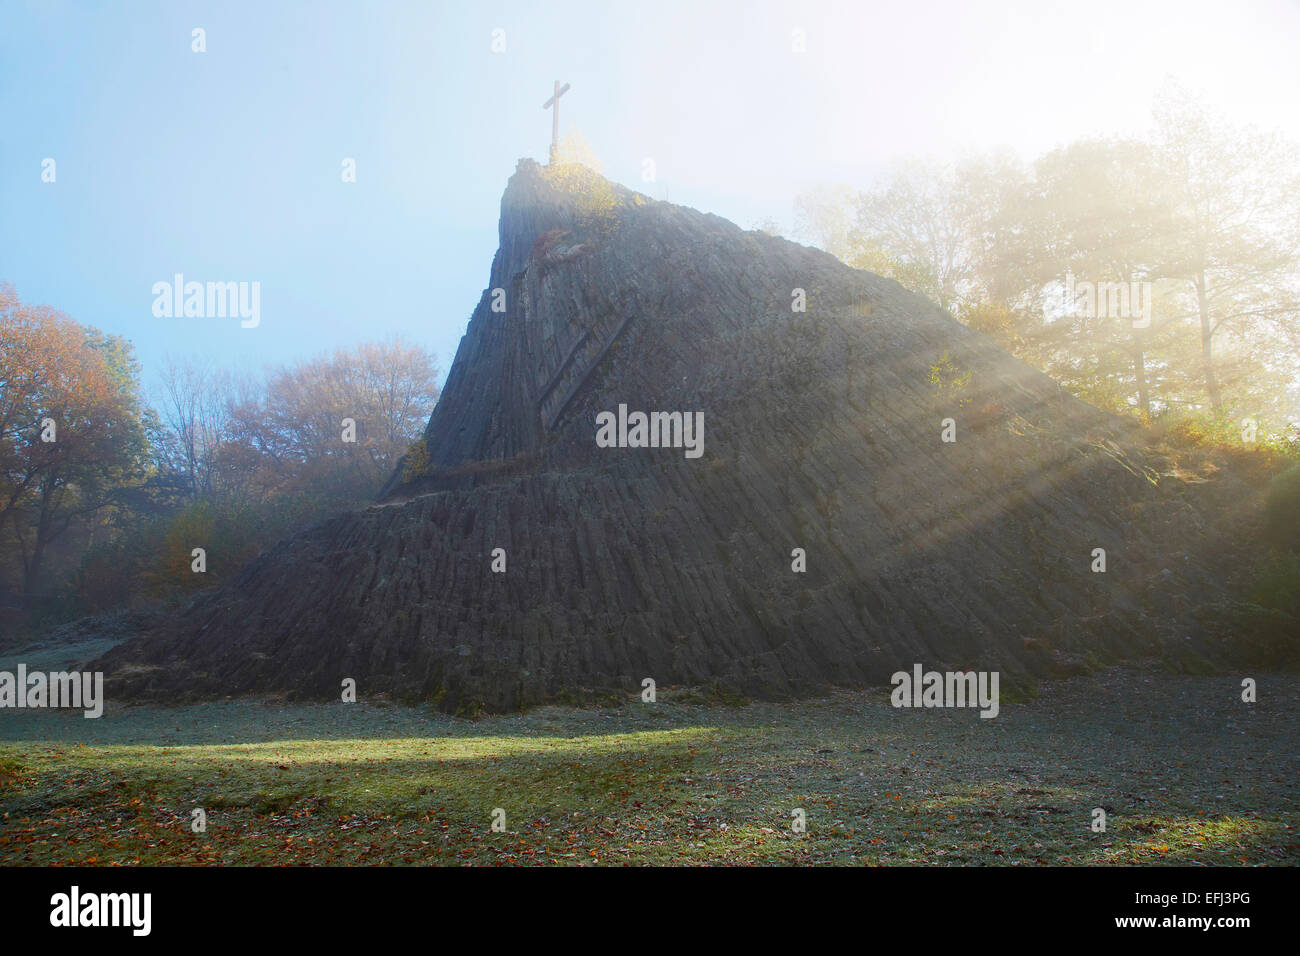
[99,158,1237,710]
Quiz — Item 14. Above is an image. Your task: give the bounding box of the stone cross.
[542,80,571,164]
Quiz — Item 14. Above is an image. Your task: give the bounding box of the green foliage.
[928,350,972,404]
[1149,414,1299,483]
[400,435,432,482]
[1251,554,1300,615]
[1263,464,1300,553]
[542,131,621,229]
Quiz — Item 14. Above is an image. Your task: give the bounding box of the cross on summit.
[542,80,570,164]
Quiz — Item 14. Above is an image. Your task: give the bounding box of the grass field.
[0,658,1295,866]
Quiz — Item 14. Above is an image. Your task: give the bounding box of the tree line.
[793,84,1300,434]
[0,283,439,633]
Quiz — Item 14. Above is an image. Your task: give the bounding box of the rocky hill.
[97,159,1238,710]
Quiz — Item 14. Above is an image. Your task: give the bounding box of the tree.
[1001,138,1191,415]
[219,337,441,506]
[152,356,244,502]
[849,161,970,311]
[791,89,1300,433]
[793,183,858,260]
[0,286,149,600]
[1151,82,1300,419]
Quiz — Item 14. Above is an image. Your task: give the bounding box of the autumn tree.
[792,88,1300,433]
[224,337,441,505]
[0,285,150,601]
[1150,82,1300,421]
[992,139,1189,415]
[847,161,971,311]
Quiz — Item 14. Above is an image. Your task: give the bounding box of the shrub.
[1252,554,1300,616]
[401,435,432,482]
[1149,414,1297,482]
[541,131,620,229]
[1263,464,1300,553]
[143,503,261,594]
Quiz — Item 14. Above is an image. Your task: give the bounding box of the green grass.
[0,668,1295,865]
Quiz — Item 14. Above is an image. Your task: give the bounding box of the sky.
[3,0,1300,394]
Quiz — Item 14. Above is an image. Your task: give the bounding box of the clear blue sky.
[4,0,1298,393]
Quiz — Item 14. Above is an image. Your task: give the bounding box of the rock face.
[99,159,1231,710]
